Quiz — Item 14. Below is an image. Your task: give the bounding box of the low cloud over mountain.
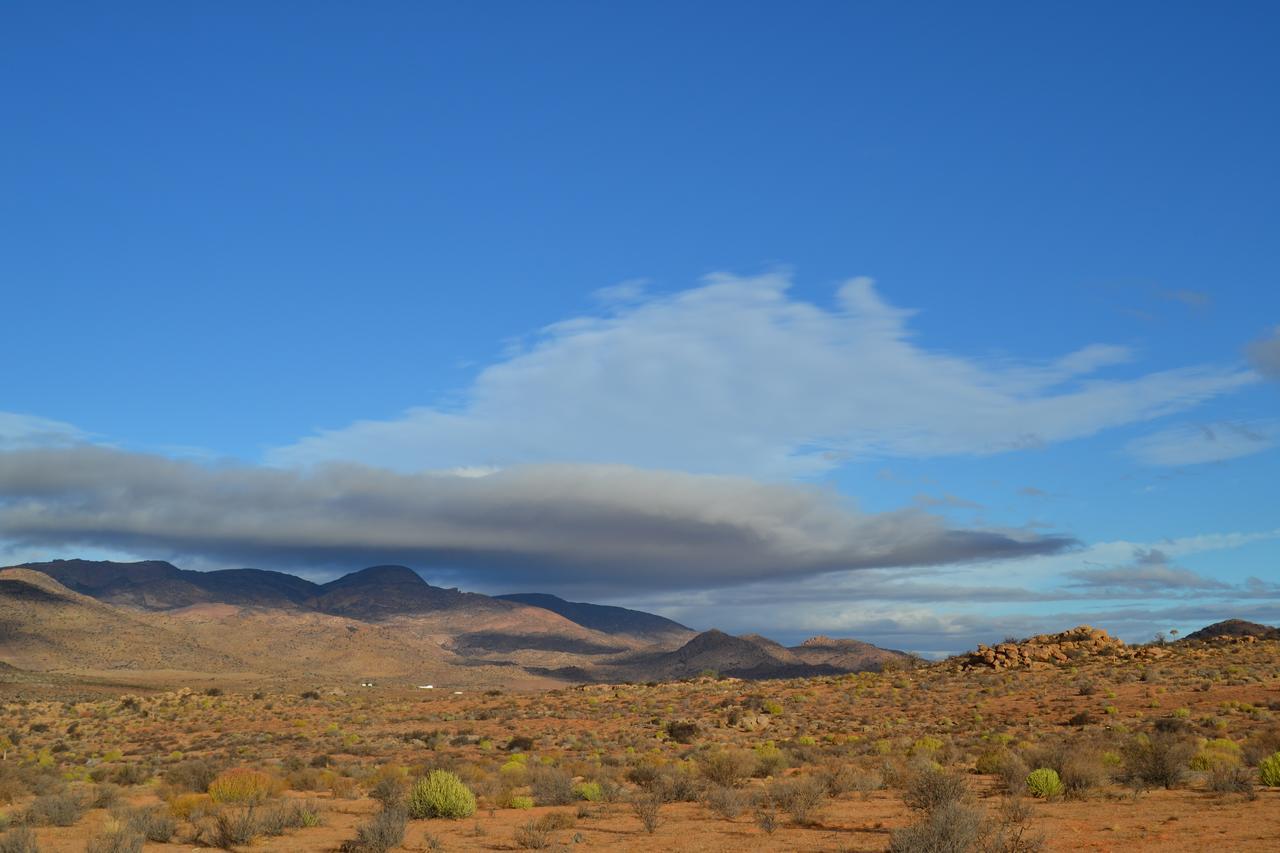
[0,446,1072,593]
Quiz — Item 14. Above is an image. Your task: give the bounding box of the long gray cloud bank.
[0,447,1072,590]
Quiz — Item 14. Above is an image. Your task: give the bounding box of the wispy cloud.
[1065,548,1230,592]
[621,528,1280,649]
[0,446,1072,592]
[0,412,84,450]
[269,274,1256,478]
[1247,326,1280,379]
[1126,420,1277,466]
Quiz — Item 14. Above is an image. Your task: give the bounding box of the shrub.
[211,807,260,848]
[529,767,574,806]
[258,800,320,836]
[408,771,476,819]
[903,768,969,812]
[109,764,151,787]
[1190,739,1243,771]
[664,720,699,744]
[167,793,212,821]
[513,820,551,849]
[631,792,662,834]
[208,768,279,805]
[121,806,177,842]
[753,741,787,777]
[1243,727,1280,766]
[92,783,122,810]
[164,760,218,794]
[1260,751,1280,787]
[508,795,534,809]
[704,785,750,820]
[0,827,38,853]
[342,806,406,853]
[768,776,826,825]
[987,750,1027,794]
[975,748,1011,775]
[370,775,406,809]
[535,811,575,831]
[1025,768,1063,799]
[889,800,984,853]
[85,824,143,853]
[573,781,603,802]
[25,791,86,827]
[698,750,756,788]
[1060,754,1106,798]
[1123,731,1196,790]
[1209,765,1256,797]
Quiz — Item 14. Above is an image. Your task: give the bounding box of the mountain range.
[0,559,910,690]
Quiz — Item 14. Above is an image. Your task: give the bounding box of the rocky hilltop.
[956,625,1169,670]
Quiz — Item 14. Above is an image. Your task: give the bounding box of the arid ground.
[1,629,1278,852]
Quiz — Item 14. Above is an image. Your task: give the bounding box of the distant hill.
[312,564,512,621]
[0,568,242,673]
[546,628,912,682]
[1182,619,1280,642]
[19,559,320,610]
[4,558,905,687]
[495,592,694,644]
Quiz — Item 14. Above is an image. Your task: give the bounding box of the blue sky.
[3,2,1278,653]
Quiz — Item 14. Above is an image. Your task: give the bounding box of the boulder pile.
[958,625,1138,670]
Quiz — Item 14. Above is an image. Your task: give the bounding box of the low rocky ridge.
[954,624,1172,670]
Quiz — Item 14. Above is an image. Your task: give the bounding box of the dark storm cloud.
[0,446,1074,590]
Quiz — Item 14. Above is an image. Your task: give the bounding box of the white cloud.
[0,412,84,450]
[1127,420,1277,466]
[270,274,1256,478]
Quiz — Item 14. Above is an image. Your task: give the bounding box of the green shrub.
[573,782,603,802]
[1190,738,1242,771]
[408,771,476,819]
[508,795,534,809]
[1025,768,1063,799]
[1260,751,1280,787]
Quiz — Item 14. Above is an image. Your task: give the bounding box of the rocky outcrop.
[957,625,1149,670]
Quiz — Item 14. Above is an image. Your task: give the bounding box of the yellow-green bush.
[1260,751,1280,787]
[1190,738,1242,771]
[573,781,603,802]
[407,770,476,819]
[1025,767,1063,799]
